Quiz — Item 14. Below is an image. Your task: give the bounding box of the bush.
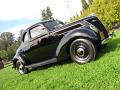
[0,41,20,62]
[71,0,120,30]
[0,50,8,62]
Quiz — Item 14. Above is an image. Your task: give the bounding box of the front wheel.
[16,60,28,74]
[70,38,96,64]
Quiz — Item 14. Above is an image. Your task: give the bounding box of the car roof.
[22,19,55,33]
[21,15,97,37]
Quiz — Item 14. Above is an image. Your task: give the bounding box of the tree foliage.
[71,0,120,30]
[0,31,21,62]
[17,29,24,44]
[81,0,89,10]
[41,9,47,21]
[46,7,53,19]
[88,0,93,5]
[0,32,14,50]
[41,6,53,21]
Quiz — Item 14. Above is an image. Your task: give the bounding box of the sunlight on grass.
[0,30,120,90]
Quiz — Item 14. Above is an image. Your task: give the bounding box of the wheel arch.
[12,54,27,68]
[56,28,99,58]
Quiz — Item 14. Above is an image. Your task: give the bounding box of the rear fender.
[56,28,99,56]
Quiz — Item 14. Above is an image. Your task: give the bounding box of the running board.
[25,58,57,68]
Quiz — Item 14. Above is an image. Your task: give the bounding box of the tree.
[0,50,8,61]
[88,0,93,5]
[46,7,53,19]
[6,46,15,61]
[0,32,14,50]
[81,0,89,10]
[17,29,24,44]
[41,6,53,21]
[0,32,22,62]
[41,9,47,21]
[71,0,120,29]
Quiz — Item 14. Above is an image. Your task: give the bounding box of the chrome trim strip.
[25,58,57,68]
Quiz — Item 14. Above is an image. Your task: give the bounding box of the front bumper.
[101,32,115,45]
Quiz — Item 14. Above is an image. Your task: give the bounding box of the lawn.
[0,30,120,90]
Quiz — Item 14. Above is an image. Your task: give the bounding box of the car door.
[19,31,32,64]
[25,24,60,64]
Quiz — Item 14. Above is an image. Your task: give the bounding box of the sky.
[0,0,82,38]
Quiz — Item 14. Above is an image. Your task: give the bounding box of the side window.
[23,32,29,42]
[30,25,48,38]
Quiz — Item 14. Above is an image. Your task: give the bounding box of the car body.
[12,15,113,74]
[0,58,4,69]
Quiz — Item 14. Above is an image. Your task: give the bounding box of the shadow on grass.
[96,38,120,60]
[29,59,73,73]
[29,38,120,73]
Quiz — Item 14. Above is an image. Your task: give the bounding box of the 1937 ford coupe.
[12,15,113,74]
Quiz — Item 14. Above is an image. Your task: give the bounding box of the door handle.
[50,32,59,37]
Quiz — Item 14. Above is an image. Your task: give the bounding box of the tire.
[70,38,96,64]
[16,60,28,74]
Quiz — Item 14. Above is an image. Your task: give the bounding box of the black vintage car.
[0,58,4,69]
[12,15,113,74]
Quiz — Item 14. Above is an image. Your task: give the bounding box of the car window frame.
[29,24,49,40]
[22,32,29,42]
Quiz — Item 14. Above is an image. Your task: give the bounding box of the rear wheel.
[70,38,96,64]
[16,60,28,74]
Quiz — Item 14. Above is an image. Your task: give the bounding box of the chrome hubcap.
[76,47,85,57]
[18,63,24,74]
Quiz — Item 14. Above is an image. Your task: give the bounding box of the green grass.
[0,30,120,90]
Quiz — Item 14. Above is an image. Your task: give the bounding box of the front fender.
[56,28,99,56]
[12,53,26,68]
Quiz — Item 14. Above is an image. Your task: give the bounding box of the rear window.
[44,20,64,31]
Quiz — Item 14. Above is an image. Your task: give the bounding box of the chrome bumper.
[101,32,115,45]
